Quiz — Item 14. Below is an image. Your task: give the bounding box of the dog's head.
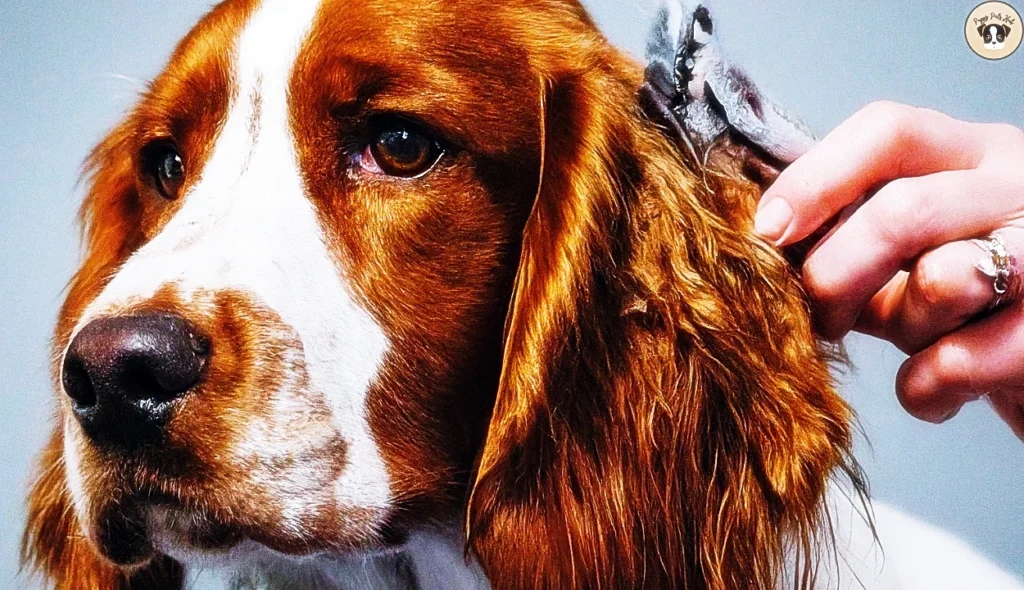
[980,23,1011,50]
[24,1,860,588]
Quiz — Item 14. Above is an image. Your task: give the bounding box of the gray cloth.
[639,0,816,168]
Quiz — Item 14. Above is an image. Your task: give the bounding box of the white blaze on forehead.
[985,25,1005,48]
[67,0,392,518]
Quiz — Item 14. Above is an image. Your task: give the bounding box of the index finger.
[755,101,990,246]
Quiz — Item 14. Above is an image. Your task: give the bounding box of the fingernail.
[754,197,793,243]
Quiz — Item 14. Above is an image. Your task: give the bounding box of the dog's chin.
[87,503,245,568]
[90,500,397,571]
[985,41,1005,50]
[147,506,245,556]
[148,509,408,582]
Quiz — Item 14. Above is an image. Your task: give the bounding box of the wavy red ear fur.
[466,43,864,590]
[22,124,183,590]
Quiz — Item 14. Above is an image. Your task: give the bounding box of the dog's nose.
[62,312,209,449]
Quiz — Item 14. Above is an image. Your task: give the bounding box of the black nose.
[62,312,209,449]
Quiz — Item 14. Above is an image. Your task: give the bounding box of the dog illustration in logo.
[979,23,1011,50]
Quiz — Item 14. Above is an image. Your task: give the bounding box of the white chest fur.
[184,527,490,590]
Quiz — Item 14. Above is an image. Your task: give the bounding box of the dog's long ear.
[1002,24,1012,36]
[466,11,861,590]
[979,24,989,37]
[22,125,182,590]
[22,431,184,590]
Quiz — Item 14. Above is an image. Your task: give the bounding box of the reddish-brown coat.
[23,1,864,588]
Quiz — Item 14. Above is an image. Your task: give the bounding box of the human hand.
[755,101,1024,440]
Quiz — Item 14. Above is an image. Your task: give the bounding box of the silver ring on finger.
[971,232,1014,310]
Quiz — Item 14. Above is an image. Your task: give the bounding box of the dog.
[21,1,1024,589]
[980,23,1011,50]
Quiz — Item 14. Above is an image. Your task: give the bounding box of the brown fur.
[23,1,865,588]
[466,39,863,589]
[22,434,184,589]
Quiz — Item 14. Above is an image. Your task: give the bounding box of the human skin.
[755,101,1024,440]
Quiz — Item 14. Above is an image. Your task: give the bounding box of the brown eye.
[364,124,442,177]
[142,142,185,200]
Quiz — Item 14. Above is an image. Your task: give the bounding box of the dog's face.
[980,23,1010,49]
[51,0,552,567]
[27,1,859,587]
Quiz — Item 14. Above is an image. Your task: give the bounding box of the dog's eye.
[141,142,186,200]
[362,123,442,178]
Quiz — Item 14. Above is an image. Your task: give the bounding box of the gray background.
[1,1,1021,588]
